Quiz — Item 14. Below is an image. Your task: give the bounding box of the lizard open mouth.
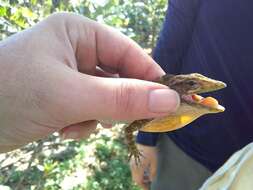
[155,73,226,113]
[136,73,227,135]
[181,94,225,112]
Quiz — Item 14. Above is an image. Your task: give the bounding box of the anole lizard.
[125,73,226,165]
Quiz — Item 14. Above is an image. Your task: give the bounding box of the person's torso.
[156,0,253,171]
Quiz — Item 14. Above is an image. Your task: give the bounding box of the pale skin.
[0,12,179,188]
[130,144,158,190]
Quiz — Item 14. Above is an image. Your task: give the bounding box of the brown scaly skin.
[125,73,227,165]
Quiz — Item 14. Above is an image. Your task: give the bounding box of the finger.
[130,159,146,186]
[130,157,150,190]
[97,64,118,75]
[67,73,180,123]
[94,23,165,80]
[95,66,119,78]
[74,16,165,80]
[0,144,24,154]
[60,120,97,140]
[99,121,113,128]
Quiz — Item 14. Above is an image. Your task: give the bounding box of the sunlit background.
[0,0,167,189]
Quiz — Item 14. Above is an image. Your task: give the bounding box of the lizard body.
[125,73,226,164]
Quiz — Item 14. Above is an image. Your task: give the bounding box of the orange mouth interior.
[191,94,219,108]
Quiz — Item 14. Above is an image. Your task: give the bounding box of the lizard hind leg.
[124,120,148,165]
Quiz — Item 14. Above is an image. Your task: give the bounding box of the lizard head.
[139,73,227,133]
[157,73,227,113]
[159,73,226,94]
[101,73,226,134]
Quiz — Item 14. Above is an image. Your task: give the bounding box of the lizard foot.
[128,150,144,166]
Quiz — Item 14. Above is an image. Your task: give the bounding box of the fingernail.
[63,131,79,140]
[148,89,180,113]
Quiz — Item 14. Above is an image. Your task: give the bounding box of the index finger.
[94,22,165,80]
[130,158,150,190]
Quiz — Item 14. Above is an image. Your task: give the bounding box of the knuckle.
[45,12,69,25]
[47,12,76,22]
[45,12,85,31]
[114,81,135,117]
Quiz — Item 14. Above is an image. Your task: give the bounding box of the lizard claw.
[128,150,144,166]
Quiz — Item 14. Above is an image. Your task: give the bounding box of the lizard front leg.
[124,119,149,165]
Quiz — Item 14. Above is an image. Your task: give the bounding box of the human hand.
[0,13,179,152]
[130,144,158,190]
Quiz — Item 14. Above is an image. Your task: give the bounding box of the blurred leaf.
[0,7,7,17]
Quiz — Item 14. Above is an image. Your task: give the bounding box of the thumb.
[71,74,180,122]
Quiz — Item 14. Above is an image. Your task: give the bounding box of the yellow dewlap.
[140,111,205,132]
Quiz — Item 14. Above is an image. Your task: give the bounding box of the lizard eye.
[186,80,197,86]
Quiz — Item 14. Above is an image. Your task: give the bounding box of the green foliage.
[0,127,141,190]
[0,0,167,48]
[85,133,137,190]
